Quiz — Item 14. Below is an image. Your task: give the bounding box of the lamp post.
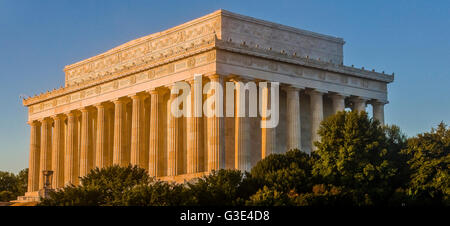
[42,170,53,189]
[39,170,54,200]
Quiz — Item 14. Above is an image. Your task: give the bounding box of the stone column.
[130,94,147,169]
[27,121,40,192]
[261,83,276,158]
[330,93,346,114]
[372,101,386,126]
[234,79,251,172]
[65,111,79,185]
[113,99,128,166]
[352,97,367,112]
[309,90,324,151]
[95,104,107,168]
[148,90,159,177]
[286,87,301,152]
[186,78,203,174]
[51,115,65,189]
[39,118,52,189]
[207,75,225,172]
[167,85,180,176]
[79,108,93,178]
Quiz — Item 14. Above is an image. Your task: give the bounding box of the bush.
[0,191,15,202]
[187,169,252,206]
[40,165,150,206]
[38,113,448,206]
[250,149,314,194]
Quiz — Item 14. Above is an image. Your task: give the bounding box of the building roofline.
[64,9,345,72]
[218,9,345,45]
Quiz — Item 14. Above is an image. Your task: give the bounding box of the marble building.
[20,10,393,201]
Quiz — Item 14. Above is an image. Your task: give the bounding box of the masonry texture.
[19,10,393,202]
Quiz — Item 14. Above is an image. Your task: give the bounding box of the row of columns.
[284,89,386,153]
[27,75,386,192]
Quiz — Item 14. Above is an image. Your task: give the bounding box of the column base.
[12,191,40,203]
[11,188,54,204]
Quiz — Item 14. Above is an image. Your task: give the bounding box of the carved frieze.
[28,50,216,116]
[64,16,221,87]
[217,50,386,93]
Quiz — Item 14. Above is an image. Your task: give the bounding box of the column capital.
[150,86,170,95]
[39,117,53,124]
[369,99,389,105]
[227,75,251,83]
[186,78,195,85]
[207,74,224,83]
[306,89,327,96]
[186,73,204,83]
[65,110,77,117]
[112,97,130,105]
[164,83,177,91]
[329,92,350,98]
[52,114,66,121]
[349,96,370,103]
[94,103,106,109]
[27,120,40,126]
[94,101,108,107]
[147,89,159,95]
[128,92,148,99]
[80,107,91,113]
[282,85,304,92]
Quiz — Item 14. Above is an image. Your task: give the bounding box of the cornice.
[23,36,393,107]
[23,9,393,108]
[215,39,394,83]
[23,40,217,106]
[63,10,223,71]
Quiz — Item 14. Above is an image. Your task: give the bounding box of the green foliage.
[0,171,17,192]
[251,149,314,193]
[40,165,150,206]
[80,164,150,205]
[246,186,291,206]
[291,184,355,206]
[122,181,190,206]
[0,191,15,202]
[16,168,28,196]
[402,122,450,205]
[37,113,449,206]
[0,168,28,201]
[312,111,399,205]
[39,185,104,206]
[187,169,251,206]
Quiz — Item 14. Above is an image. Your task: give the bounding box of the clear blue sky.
[1,0,449,173]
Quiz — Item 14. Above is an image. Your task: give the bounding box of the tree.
[187,169,253,206]
[246,186,291,206]
[40,165,150,206]
[402,122,450,205]
[312,111,400,205]
[0,171,18,193]
[0,191,15,202]
[0,168,28,201]
[15,168,28,196]
[245,149,315,206]
[291,184,355,206]
[250,149,314,194]
[122,181,190,206]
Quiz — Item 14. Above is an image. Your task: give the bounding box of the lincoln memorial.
[20,10,393,201]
